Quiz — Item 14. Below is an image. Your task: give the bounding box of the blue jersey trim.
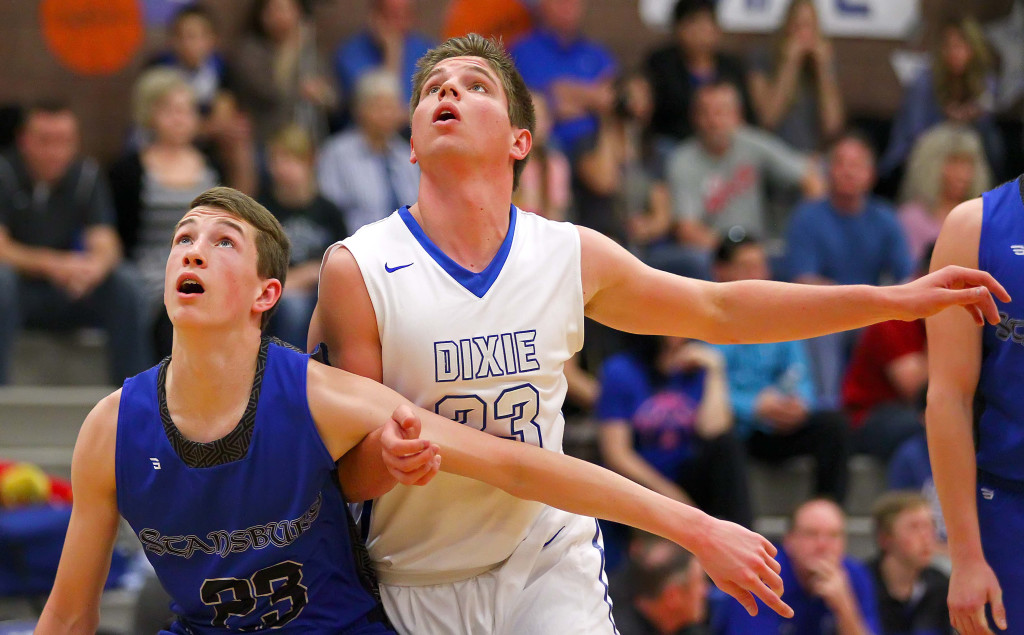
[592,519,619,635]
[397,205,517,298]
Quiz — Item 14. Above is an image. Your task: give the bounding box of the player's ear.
[410,139,418,165]
[510,127,531,162]
[253,278,283,316]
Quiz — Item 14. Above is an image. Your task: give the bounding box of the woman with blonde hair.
[898,123,992,262]
[109,67,222,355]
[747,0,845,151]
[880,17,1003,178]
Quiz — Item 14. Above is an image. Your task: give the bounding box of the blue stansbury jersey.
[979,176,1024,481]
[116,338,388,633]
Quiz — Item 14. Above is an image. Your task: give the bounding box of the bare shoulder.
[932,197,982,270]
[81,389,122,446]
[72,389,122,492]
[320,244,364,285]
[576,224,643,304]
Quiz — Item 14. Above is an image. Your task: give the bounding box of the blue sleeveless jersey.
[978,176,1024,481]
[116,338,390,633]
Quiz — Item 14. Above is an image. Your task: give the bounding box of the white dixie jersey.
[338,205,585,585]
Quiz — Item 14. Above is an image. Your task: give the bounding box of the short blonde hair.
[132,67,194,130]
[900,123,992,206]
[872,490,930,539]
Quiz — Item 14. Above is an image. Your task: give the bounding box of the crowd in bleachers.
[3,0,1023,632]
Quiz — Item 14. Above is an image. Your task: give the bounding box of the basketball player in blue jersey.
[926,178,1024,635]
[310,34,1010,635]
[37,187,825,633]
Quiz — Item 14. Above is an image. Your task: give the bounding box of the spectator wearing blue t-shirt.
[596,333,751,570]
[785,133,913,409]
[714,499,882,635]
[509,0,617,156]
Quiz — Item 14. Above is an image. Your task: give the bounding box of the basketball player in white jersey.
[310,34,1007,635]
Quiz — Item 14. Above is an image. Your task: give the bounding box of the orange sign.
[40,0,144,76]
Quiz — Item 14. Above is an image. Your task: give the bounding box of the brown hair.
[409,33,535,189]
[189,187,290,329]
[872,490,931,539]
[934,17,992,107]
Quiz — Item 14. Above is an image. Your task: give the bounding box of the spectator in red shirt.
[841,247,932,461]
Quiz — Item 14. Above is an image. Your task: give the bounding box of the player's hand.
[693,517,793,619]
[382,405,441,487]
[949,557,1006,634]
[896,265,1010,326]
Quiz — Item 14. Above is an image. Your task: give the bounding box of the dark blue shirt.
[597,352,705,480]
[785,197,912,286]
[713,546,881,635]
[510,28,616,155]
[978,176,1024,481]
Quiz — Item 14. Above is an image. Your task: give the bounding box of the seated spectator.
[645,0,754,147]
[897,123,991,263]
[611,531,710,635]
[747,0,844,152]
[0,103,150,385]
[597,333,752,527]
[258,124,348,348]
[880,17,1003,179]
[572,72,662,247]
[513,91,571,222]
[842,247,932,462]
[786,132,913,408]
[109,68,221,353]
[233,0,338,145]
[317,70,419,232]
[666,82,822,253]
[715,498,881,634]
[147,3,256,195]
[148,4,236,120]
[869,492,952,635]
[510,0,617,156]
[334,0,433,121]
[713,236,849,503]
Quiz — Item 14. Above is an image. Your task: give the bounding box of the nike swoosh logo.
[385,262,414,273]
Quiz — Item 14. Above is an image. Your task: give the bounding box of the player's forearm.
[434,424,710,550]
[926,389,984,563]
[704,280,896,344]
[336,427,399,502]
[35,606,100,635]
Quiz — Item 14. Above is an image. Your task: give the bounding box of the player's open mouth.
[176,275,205,295]
[432,104,461,123]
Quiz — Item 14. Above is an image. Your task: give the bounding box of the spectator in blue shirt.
[714,498,882,635]
[333,0,433,123]
[785,132,912,408]
[509,0,617,156]
[714,235,849,502]
[597,333,752,528]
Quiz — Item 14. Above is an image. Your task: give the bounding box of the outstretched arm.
[578,226,1008,344]
[925,198,1007,635]
[36,393,122,634]
[305,363,790,618]
[384,405,791,619]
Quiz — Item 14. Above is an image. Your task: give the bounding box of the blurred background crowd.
[3,0,1023,632]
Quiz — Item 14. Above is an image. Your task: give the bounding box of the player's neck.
[165,326,263,441]
[411,169,514,272]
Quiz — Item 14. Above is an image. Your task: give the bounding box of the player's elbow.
[36,605,100,635]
